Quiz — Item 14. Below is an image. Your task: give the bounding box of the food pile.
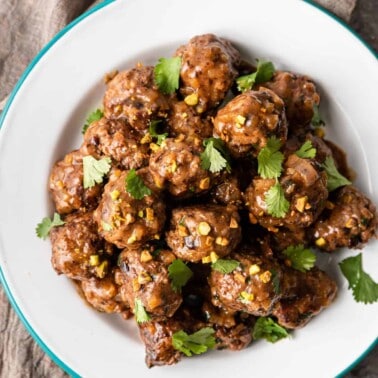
[36,34,378,367]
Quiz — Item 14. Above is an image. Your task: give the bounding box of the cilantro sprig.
[253,317,289,343]
[339,253,378,304]
[154,57,181,94]
[258,137,284,179]
[172,328,215,356]
[211,259,240,274]
[283,244,316,272]
[82,108,103,134]
[322,156,351,192]
[265,181,290,218]
[295,141,316,159]
[149,120,168,146]
[168,259,193,293]
[83,156,111,189]
[125,169,152,200]
[236,60,275,92]
[311,104,325,127]
[36,213,65,240]
[200,138,231,173]
[134,298,151,323]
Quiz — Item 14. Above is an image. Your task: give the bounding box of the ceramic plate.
[0,0,377,377]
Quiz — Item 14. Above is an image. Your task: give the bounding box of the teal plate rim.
[0,1,376,377]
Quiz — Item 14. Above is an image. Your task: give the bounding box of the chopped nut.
[181,112,188,119]
[170,160,177,173]
[215,237,229,246]
[114,104,123,116]
[110,190,120,201]
[249,264,261,275]
[138,272,152,284]
[259,270,272,284]
[314,127,325,138]
[145,208,154,221]
[150,143,160,152]
[140,250,153,263]
[295,196,308,213]
[202,256,212,264]
[148,295,162,309]
[127,228,143,244]
[132,278,140,291]
[125,213,135,225]
[345,218,357,228]
[96,260,109,279]
[199,177,210,190]
[138,210,144,218]
[229,217,239,229]
[236,115,246,125]
[184,93,199,106]
[140,133,152,144]
[240,291,254,302]
[198,222,211,236]
[205,236,214,246]
[325,200,335,210]
[196,105,205,114]
[315,237,326,247]
[160,251,176,264]
[234,272,245,284]
[210,252,219,263]
[178,225,189,237]
[89,255,100,267]
[175,134,186,142]
[56,180,64,189]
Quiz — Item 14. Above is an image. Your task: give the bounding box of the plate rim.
[0,0,376,376]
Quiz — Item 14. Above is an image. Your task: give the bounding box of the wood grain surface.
[0,1,376,377]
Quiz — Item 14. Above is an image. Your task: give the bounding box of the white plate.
[0,0,377,377]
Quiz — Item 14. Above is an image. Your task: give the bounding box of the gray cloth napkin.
[1,1,375,377]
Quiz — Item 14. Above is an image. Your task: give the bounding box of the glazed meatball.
[166,205,241,262]
[118,248,182,318]
[149,138,212,197]
[81,269,130,314]
[272,267,337,329]
[49,150,102,214]
[81,117,149,169]
[209,247,283,316]
[94,169,166,249]
[138,318,182,367]
[257,71,320,127]
[167,100,213,139]
[213,89,287,158]
[246,154,328,231]
[50,211,113,280]
[103,65,169,131]
[175,34,241,112]
[311,186,377,252]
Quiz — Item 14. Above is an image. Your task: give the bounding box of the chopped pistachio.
[240,291,254,302]
[96,260,109,279]
[132,278,141,291]
[138,210,144,218]
[199,177,210,190]
[236,115,246,125]
[184,93,199,106]
[259,270,272,284]
[89,255,100,267]
[234,272,245,284]
[345,218,356,228]
[170,160,177,173]
[125,213,135,225]
[150,143,160,152]
[140,250,153,263]
[198,222,211,236]
[315,237,326,247]
[110,190,121,201]
[215,237,229,246]
[210,251,219,263]
[205,236,214,246]
[138,272,152,284]
[145,208,154,221]
[202,256,212,264]
[178,224,189,237]
[295,196,308,213]
[229,217,239,229]
[249,264,261,275]
[140,133,152,144]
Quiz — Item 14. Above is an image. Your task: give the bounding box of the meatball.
[245,154,328,231]
[272,268,337,329]
[166,205,241,262]
[81,270,130,314]
[257,71,320,127]
[175,34,241,112]
[50,211,114,280]
[213,89,287,158]
[209,247,283,316]
[167,100,213,139]
[103,65,169,131]
[118,248,182,318]
[93,169,166,249]
[148,138,212,197]
[138,318,182,367]
[49,150,102,214]
[311,186,377,252]
[81,117,149,169]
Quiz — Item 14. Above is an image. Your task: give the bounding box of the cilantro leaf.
[200,138,231,173]
[168,259,193,293]
[339,253,378,304]
[134,298,151,323]
[211,259,240,274]
[282,244,316,272]
[257,137,284,179]
[125,169,152,200]
[82,156,111,189]
[311,104,325,127]
[36,213,65,240]
[236,60,275,92]
[295,140,316,159]
[154,57,181,94]
[149,120,168,145]
[253,317,289,343]
[172,328,215,357]
[82,108,103,134]
[322,156,351,192]
[265,181,290,218]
